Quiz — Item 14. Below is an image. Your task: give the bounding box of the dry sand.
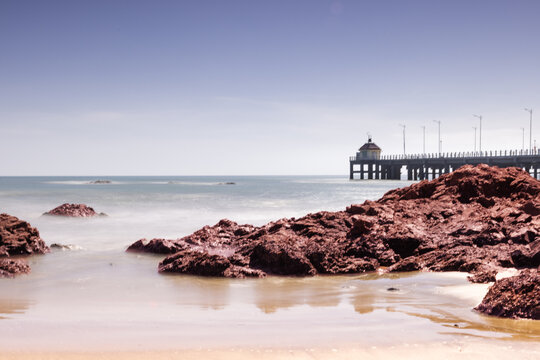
[2,341,540,360]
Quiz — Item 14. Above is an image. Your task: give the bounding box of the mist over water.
[1,176,539,351]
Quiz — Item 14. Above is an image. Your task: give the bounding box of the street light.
[525,108,533,152]
[433,120,441,154]
[399,124,406,155]
[473,115,482,151]
[472,126,477,152]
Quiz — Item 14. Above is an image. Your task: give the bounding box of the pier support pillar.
[419,166,425,180]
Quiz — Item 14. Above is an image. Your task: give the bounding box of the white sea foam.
[435,283,491,304]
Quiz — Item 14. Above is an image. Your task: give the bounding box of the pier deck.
[349,150,540,180]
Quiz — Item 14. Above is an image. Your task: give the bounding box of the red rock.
[127,238,187,254]
[129,165,540,289]
[475,269,540,319]
[158,249,265,278]
[43,203,106,217]
[0,213,49,256]
[0,213,48,278]
[0,258,31,278]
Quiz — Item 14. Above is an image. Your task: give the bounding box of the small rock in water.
[0,213,49,256]
[89,180,111,184]
[50,243,80,251]
[43,203,107,217]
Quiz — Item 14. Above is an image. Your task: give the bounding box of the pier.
[349,139,540,180]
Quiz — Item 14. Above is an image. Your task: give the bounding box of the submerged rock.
[475,269,540,319]
[43,203,107,217]
[0,213,48,278]
[128,165,540,293]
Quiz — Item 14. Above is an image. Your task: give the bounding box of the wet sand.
[1,269,540,358]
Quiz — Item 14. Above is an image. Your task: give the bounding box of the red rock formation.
[128,165,540,288]
[159,249,265,278]
[0,213,49,278]
[43,203,106,217]
[475,269,539,319]
[0,213,49,257]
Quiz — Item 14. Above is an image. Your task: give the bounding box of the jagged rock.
[0,213,48,278]
[158,250,265,278]
[129,165,540,290]
[43,203,107,217]
[127,238,188,254]
[0,258,31,278]
[0,213,49,256]
[475,269,540,319]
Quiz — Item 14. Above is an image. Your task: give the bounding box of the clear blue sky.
[1,0,539,175]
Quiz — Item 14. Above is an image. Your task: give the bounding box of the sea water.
[0,176,539,351]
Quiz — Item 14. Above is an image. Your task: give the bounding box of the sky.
[1,0,540,175]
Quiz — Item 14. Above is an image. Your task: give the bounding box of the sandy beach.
[3,341,540,360]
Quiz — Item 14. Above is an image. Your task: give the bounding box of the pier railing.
[350,149,540,162]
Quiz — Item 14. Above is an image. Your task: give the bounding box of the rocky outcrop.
[128,165,540,289]
[0,213,49,257]
[0,213,49,278]
[475,269,540,319]
[43,203,106,217]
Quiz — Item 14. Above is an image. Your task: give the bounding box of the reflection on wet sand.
[0,299,31,320]
[164,275,230,310]
[398,307,540,342]
[253,277,342,313]
[350,283,377,314]
[1,271,539,352]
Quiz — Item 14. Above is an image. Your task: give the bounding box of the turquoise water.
[0,176,539,351]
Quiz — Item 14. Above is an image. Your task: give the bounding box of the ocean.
[0,176,539,353]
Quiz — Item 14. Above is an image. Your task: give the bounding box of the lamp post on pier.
[473,115,482,151]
